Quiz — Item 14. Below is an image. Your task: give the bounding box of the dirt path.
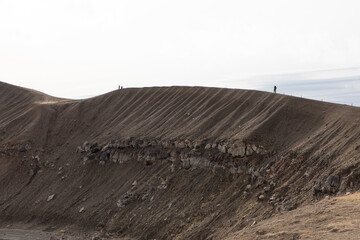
[0,228,62,240]
[0,228,130,240]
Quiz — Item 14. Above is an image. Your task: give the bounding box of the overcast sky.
[1,0,360,105]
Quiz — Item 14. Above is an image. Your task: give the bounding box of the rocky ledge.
[76,138,269,171]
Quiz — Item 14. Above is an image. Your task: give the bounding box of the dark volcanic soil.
[1,81,360,239]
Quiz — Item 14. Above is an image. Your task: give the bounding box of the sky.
[0,0,360,105]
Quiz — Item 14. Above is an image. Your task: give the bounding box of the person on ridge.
[274,85,277,94]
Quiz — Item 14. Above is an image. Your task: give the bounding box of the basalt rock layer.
[1,81,360,239]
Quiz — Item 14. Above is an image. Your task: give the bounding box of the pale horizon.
[1,0,360,105]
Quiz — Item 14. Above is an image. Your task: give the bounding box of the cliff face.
[1,82,360,239]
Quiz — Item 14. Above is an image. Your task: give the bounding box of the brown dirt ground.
[1,81,360,239]
[226,192,360,240]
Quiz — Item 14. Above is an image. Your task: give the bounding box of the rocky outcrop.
[313,175,341,196]
[76,138,269,172]
[0,142,32,156]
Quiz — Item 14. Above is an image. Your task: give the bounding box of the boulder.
[258,194,266,201]
[218,144,227,153]
[246,144,254,156]
[117,192,134,207]
[132,180,137,188]
[162,140,171,148]
[228,142,246,157]
[145,155,156,166]
[182,158,191,169]
[87,154,95,160]
[135,139,144,148]
[82,141,90,151]
[76,146,83,153]
[185,139,193,149]
[229,166,237,174]
[101,144,109,152]
[263,186,271,192]
[248,166,254,175]
[251,144,258,153]
[255,176,265,188]
[194,140,202,150]
[25,143,32,150]
[99,152,109,162]
[18,145,26,152]
[82,156,89,165]
[111,151,119,163]
[258,146,267,155]
[124,140,131,147]
[313,174,340,195]
[175,141,186,149]
[170,163,176,173]
[118,154,130,164]
[47,194,55,201]
[90,143,100,153]
[323,175,340,193]
[117,140,125,149]
[170,150,177,161]
[189,157,210,169]
[212,164,226,174]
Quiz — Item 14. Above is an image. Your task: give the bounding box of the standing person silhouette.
[274,85,277,94]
